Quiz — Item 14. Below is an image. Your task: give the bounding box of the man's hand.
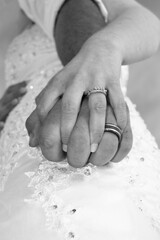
[26,0,133,167]
[0,81,27,131]
[26,99,132,167]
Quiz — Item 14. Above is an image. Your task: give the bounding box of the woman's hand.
[26,98,132,168]
[35,37,127,153]
[0,81,27,130]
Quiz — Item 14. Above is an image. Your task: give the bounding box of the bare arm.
[0,0,32,96]
[35,0,160,155]
[0,0,31,51]
[28,0,160,166]
[92,0,160,64]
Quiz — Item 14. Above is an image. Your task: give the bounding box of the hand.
[0,81,27,130]
[35,37,127,153]
[26,98,132,168]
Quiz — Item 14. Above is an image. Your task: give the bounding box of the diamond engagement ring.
[104,123,122,143]
[85,87,108,97]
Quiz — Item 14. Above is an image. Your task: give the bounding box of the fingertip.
[90,143,98,153]
[62,144,68,152]
[29,134,39,147]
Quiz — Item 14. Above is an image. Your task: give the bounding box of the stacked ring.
[85,87,108,97]
[104,123,122,143]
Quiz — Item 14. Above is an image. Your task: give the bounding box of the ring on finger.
[85,87,108,97]
[104,123,122,144]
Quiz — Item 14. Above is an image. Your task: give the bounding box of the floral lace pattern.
[25,160,95,239]
[22,98,160,238]
[0,16,160,240]
[0,24,63,190]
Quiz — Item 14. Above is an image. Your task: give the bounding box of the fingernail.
[20,87,27,94]
[91,143,98,153]
[63,144,67,152]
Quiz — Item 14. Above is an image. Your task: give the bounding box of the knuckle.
[92,100,106,114]
[62,101,77,115]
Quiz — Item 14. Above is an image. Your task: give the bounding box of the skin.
[30,0,160,158]
[26,99,133,167]
[26,0,160,167]
[0,81,27,131]
[26,0,134,167]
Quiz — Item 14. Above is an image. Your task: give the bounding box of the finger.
[2,92,26,105]
[25,109,40,147]
[61,84,84,151]
[35,72,65,122]
[109,84,127,131]
[39,100,65,162]
[2,83,27,105]
[88,92,106,153]
[112,104,133,163]
[7,81,27,94]
[89,105,118,166]
[67,98,90,168]
[0,99,19,122]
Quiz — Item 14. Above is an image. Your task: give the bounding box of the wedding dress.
[0,1,160,239]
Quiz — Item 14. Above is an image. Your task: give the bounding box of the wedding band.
[104,123,122,143]
[85,87,108,97]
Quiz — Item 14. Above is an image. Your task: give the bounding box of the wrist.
[86,30,123,66]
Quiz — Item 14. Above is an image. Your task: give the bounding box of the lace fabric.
[21,98,160,238]
[0,10,160,240]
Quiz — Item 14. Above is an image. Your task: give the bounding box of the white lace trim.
[0,20,159,239]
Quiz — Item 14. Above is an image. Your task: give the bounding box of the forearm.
[92,2,160,65]
[0,1,31,48]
